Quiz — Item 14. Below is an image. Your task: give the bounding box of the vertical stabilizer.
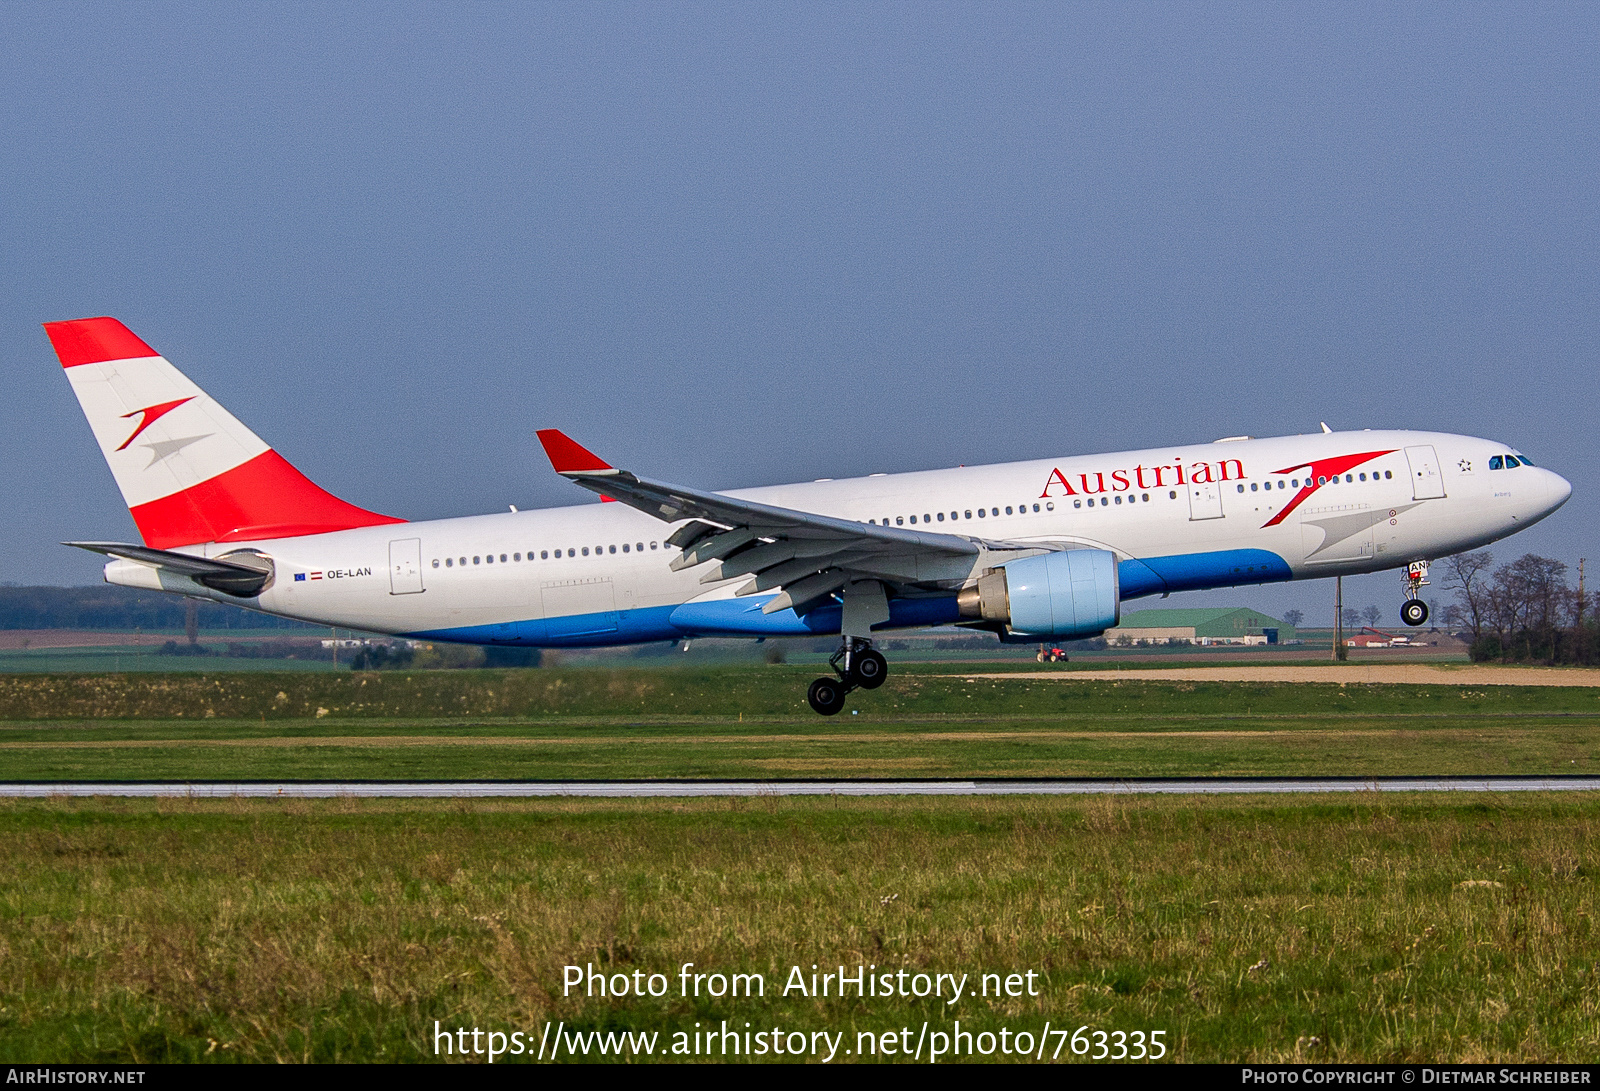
[46,317,403,548]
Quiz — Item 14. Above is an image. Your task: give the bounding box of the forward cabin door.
[1187,479,1224,520]
[1404,445,1447,500]
[388,538,424,595]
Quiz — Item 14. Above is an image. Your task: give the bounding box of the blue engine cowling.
[958,548,1120,639]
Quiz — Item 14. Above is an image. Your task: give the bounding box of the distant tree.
[0,585,314,632]
[1440,552,1495,638]
[1451,553,1595,665]
[1485,554,1571,661]
[1281,609,1304,629]
[1341,607,1362,628]
[1361,605,1383,628]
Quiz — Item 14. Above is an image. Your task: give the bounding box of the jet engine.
[957,548,1119,639]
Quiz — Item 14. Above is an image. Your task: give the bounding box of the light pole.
[1333,576,1343,662]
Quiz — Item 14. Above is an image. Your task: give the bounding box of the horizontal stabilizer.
[65,541,274,597]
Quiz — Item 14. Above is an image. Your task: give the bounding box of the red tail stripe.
[44,317,160,368]
[129,450,404,548]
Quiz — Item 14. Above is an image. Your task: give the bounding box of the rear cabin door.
[388,538,424,595]
[1187,479,1225,520]
[1404,445,1448,500]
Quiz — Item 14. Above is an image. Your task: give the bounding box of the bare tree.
[1466,554,1577,663]
[1439,551,1495,638]
[1361,605,1383,628]
[1342,607,1363,628]
[1281,609,1304,629]
[1490,554,1571,638]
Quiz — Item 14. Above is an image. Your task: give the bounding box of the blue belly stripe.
[411,549,1290,647]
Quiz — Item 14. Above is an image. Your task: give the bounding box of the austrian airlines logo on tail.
[45,316,405,548]
[116,397,195,450]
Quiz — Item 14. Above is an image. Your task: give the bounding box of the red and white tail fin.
[46,317,403,548]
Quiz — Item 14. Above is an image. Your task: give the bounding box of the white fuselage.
[114,429,1570,646]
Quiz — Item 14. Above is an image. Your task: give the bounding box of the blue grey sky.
[3,2,1595,624]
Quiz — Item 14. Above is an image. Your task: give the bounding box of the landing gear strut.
[1401,560,1430,627]
[806,638,888,715]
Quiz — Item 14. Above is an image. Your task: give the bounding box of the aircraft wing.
[536,430,1036,614]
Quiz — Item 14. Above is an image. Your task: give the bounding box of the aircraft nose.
[1546,469,1573,511]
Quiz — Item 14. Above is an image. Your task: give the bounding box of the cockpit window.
[1514,454,1534,466]
[1489,456,1504,470]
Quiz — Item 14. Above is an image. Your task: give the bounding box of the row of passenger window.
[431,541,661,569]
[867,469,1401,527]
[1234,470,1394,494]
[1073,492,1157,507]
[426,466,1411,571]
[869,503,1056,527]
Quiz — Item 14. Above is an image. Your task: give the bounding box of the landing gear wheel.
[807,677,848,716]
[1401,599,1429,627]
[850,649,888,689]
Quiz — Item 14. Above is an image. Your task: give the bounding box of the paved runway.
[3,777,1600,798]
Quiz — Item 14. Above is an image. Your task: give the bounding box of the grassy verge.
[1,794,1596,1063]
[1,712,1598,780]
[2,671,1599,780]
[3,666,1599,721]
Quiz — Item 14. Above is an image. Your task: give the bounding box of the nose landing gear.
[1400,560,1430,627]
[806,638,888,715]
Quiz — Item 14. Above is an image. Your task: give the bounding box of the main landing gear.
[1400,560,1430,627]
[807,637,887,716]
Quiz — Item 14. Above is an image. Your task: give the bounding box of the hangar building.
[1105,607,1296,646]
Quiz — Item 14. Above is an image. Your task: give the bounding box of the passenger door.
[388,538,424,595]
[1187,479,1224,520]
[1404,445,1448,500]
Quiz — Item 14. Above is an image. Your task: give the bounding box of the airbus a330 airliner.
[46,317,1572,714]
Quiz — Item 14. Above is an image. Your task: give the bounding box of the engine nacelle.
[957,548,1120,639]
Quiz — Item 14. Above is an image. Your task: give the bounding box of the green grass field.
[2,793,1597,1063]
[3,667,1599,1063]
[1,667,1597,781]
[0,644,344,673]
